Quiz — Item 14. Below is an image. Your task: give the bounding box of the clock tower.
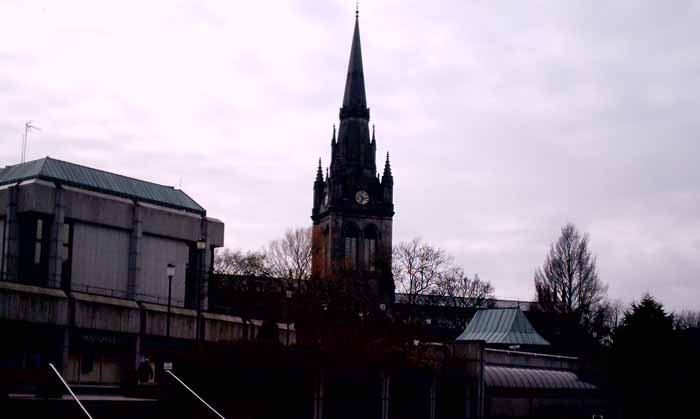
[311,12,395,305]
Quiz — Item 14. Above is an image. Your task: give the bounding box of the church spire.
[340,10,368,120]
[315,158,323,182]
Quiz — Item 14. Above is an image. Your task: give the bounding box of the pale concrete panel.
[71,223,130,295]
[72,292,140,333]
[141,302,196,338]
[141,206,201,241]
[0,281,69,325]
[202,312,244,343]
[17,182,55,214]
[138,235,188,306]
[62,189,133,230]
[206,218,225,247]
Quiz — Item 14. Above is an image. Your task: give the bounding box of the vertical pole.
[4,186,19,282]
[22,126,27,163]
[127,204,143,299]
[167,275,173,337]
[313,370,324,419]
[48,187,64,289]
[381,372,390,419]
[429,376,437,419]
[196,244,205,344]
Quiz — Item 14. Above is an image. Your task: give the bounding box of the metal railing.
[71,282,186,306]
[166,370,226,419]
[48,363,94,419]
[0,277,187,307]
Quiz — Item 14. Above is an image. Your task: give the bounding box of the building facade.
[0,157,293,390]
[311,13,395,305]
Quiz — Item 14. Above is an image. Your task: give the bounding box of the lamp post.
[166,263,176,337]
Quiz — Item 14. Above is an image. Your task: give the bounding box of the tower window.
[345,237,358,270]
[363,238,376,271]
[363,224,378,272]
[343,223,360,270]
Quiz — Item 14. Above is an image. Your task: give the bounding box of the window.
[363,238,376,271]
[60,222,73,290]
[34,219,43,265]
[18,214,51,285]
[363,225,378,272]
[343,223,360,270]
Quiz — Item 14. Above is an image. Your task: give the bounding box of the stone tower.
[311,12,395,305]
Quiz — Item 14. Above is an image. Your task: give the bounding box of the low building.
[456,308,605,418]
[0,157,293,391]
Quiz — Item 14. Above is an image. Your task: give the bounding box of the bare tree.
[534,223,608,327]
[589,298,626,345]
[265,227,312,280]
[213,248,268,276]
[433,269,495,308]
[392,238,453,305]
[673,310,700,330]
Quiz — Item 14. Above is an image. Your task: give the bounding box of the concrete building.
[0,157,293,390]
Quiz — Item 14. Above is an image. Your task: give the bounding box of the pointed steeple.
[331,124,336,145]
[371,124,376,144]
[382,152,393,184]
[340,11,369,120]
[315,158,323,182]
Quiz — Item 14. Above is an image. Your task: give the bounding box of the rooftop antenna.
[356,1,359,18]
[22,121,40,163]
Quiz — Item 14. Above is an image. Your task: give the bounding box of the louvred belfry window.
[345,237,358,270]
[343,223,360,270]
[363,224,378,272]
[363,238,376,271]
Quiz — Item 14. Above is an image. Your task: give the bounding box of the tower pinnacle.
[382,152,393,184]
[316,158,323,182]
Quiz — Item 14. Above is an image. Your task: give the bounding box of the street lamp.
[166,263,176,337]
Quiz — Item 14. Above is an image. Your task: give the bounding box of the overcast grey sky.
[1,0,699,310]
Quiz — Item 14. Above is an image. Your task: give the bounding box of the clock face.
[355,190,370,205]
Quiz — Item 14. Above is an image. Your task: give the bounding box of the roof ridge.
[38,156,51,174]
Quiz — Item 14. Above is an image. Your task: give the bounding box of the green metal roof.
[485,366,596,390]
[456,308,550,346]
[0,157,205,215]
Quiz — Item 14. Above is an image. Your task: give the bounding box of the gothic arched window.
[343,223,360,270]
[363,224,378,272]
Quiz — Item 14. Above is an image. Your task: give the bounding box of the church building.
[311,12,395,306]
